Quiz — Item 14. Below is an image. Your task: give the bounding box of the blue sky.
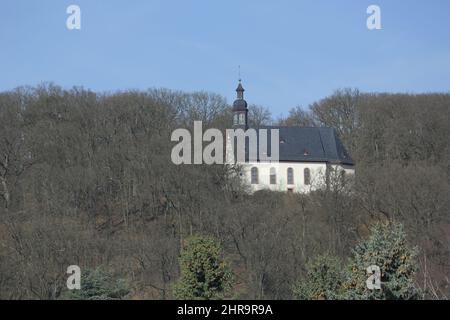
[1,0,450,115]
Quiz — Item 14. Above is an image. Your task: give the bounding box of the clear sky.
[1,0,450,115]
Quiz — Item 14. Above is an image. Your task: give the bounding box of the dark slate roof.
[232,99,248,111]
[241,126,354,165]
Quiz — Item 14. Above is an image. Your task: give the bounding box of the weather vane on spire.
[238,65,241,82]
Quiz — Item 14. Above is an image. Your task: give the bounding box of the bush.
[293,253,345,300]
[68,268,130,300]
[294,222,420,300]
[173,235,234,300]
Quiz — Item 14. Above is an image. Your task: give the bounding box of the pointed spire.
[236,66,245,99]
[236,79,244,100]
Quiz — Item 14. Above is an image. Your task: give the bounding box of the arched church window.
[270,167,277,184]
[340,170,346,185]
[304,168,311,185]
[251,167,259,184]
[287,167,294,185]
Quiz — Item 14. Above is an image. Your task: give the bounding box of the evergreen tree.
[68,268,130,300]
[343,222,419,299]
[173,235,234,300]
[293,253,345,300]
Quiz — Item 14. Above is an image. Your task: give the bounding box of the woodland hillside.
[0,85,448,299]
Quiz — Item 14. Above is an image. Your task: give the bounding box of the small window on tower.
[233,114,238,125]
[239,113,245,125]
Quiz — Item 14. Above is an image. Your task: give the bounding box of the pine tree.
[293,253,345,300]
[173,235,234,300]
[343,222,419,299]
[68,268,130,300]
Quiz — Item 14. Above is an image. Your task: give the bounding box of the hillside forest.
[0,85,449,299]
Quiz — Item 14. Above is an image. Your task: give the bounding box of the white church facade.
[228,81,355,193]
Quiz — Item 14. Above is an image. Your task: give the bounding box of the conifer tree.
[173,235,234,300]
[343,222,419,299]
[68,268,130,300]
[293,253,345,300]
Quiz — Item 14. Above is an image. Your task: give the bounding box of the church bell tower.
[232,80,248,130]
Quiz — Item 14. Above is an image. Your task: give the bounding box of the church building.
[229,80,355,193]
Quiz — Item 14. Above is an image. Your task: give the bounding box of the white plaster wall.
[241,162,355,193]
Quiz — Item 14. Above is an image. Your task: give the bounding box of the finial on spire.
[238,65,241,82]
